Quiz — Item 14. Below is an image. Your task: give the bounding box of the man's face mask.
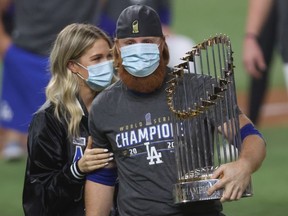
[120,43,160,77]
[76,60,114,91]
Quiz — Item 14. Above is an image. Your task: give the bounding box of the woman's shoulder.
[30,101,64,131]
[33,102,55,120]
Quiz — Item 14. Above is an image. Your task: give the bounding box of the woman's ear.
[113,40,121,68]
[115,39,121,53]
[67,61,77,74]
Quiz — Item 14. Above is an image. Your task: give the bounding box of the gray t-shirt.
[89,71,223,215]
[12,0,98,55]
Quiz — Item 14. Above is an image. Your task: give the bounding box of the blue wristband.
[240,123,263,142]
[86,167,117,186]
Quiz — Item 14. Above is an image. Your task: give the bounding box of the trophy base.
[173,179,253,204]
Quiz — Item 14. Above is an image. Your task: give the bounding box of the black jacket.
[22,100,89,216]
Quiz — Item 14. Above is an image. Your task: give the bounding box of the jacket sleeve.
[23,110,85,214]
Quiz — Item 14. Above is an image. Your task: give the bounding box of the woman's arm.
[23,111,112,213]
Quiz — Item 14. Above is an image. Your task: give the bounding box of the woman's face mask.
[120,43,160,77]
[76,60,114,91]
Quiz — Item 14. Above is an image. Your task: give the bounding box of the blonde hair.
[44,23,112,138]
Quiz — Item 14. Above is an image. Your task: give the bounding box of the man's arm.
[242,0,275,78]
[245,0,274,36]
[85,160,117,216]
[0,0,12,57]
[236,114,266,172]
[208,114,266,202]
[85,181,115,216]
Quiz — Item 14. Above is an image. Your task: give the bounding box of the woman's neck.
[79,87,98,112]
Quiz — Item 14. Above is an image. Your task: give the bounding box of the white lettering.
[130,131,137,145]
[149,126,157,140]
[116,134,122,148]
[138,128,149,142]
[162,124,170,138]
[116,123,174,148]
[144,142,163,165]
[122,132,129,147]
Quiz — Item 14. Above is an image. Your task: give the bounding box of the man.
[85,5,266,216]
[242,0,288,124]
[95,0,195,68]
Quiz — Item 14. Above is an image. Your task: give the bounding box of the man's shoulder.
[92,80,123,105]
[99,80,123,97]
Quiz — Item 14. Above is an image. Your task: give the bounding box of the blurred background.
[0,0,287,215]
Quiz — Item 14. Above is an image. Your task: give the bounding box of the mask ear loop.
[75,72,85,80]
[71,61,87,80]
[74,61,88,70]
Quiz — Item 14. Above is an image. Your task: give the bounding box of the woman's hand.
[77,137,114,173]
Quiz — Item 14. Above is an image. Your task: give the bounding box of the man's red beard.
[117,58,167,93]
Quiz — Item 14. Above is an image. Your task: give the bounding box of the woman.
[22,23,116,215]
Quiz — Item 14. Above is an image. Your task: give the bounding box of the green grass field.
[1,125,287,216]
[172,0,286,92]
[0,160,25,216]
[1,1,288,215]
[223,125,288,216]
[173,3,288,214]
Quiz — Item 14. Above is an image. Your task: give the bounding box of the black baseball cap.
[116,4,164,39]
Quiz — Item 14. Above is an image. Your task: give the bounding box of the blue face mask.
[76,60,114,91]
[120,43,160,77]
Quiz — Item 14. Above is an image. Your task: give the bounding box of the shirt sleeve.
[89,99,112,150]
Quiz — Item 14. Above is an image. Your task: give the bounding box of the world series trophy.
[166,34,253,203]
